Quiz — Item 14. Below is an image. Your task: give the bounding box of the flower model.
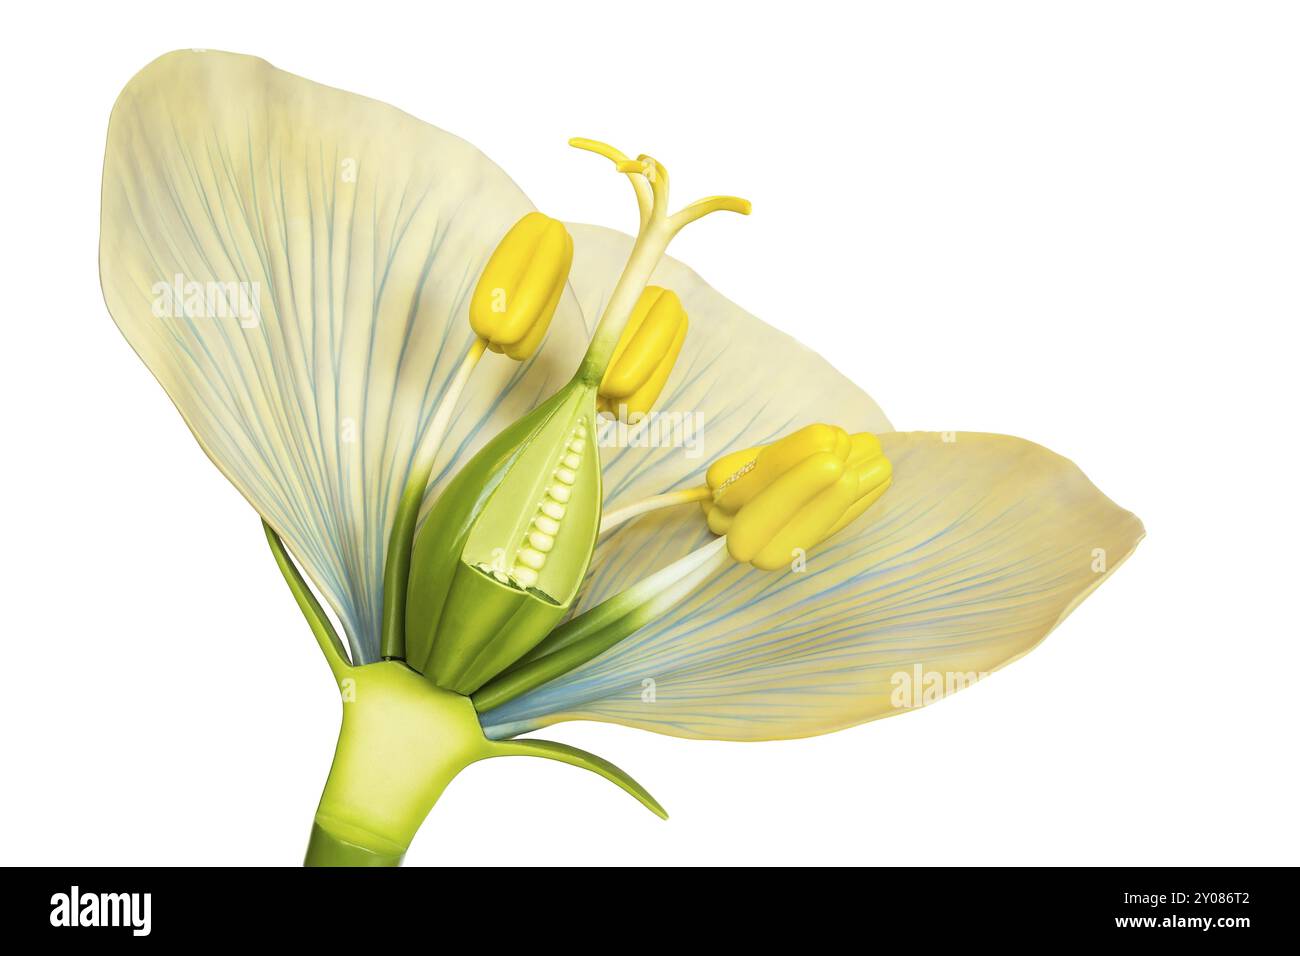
[99,51,1143,865]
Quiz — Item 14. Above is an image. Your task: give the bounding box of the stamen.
[472,536,733,712]
[599,486,712,535]
[380,337,488,658]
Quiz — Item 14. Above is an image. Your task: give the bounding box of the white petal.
[481,432,1144,740]
[100,51,588,660]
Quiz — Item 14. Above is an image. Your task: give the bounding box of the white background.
[1,1,1296,866]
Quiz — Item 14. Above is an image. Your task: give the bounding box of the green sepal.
[264,520,351,674]
[489,738,668,820]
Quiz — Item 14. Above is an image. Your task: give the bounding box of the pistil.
[570,138,750,383]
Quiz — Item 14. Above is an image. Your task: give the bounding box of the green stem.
[264,520,351,677]
[309,663,488,867]
[306,660,664,865]
[304,822,406,866]
[473,537,731,712]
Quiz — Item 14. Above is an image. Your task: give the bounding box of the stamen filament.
[600,486,711,535]
[380,336,488,659]
[472,536,731,712]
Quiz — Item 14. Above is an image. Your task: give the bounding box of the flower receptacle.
[304,657,667,866]
[307,660,491,866]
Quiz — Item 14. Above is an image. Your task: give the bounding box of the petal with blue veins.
[480,432,1143,741]
[564,223,892,614]
[99,51,589,662]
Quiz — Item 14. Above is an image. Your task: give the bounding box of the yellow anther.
[597,286,688,419]
[706,424,851,515]
[469,212,573,360]
[704,424,892,569]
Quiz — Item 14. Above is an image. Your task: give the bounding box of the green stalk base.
[304,662,488,868]
[304,822,405,867]
[301,660,666,866]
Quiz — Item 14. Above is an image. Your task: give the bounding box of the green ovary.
[465,413,593,596]
[405,378,602,694]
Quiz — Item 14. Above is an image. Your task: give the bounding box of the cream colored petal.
[100,51,588,661]
[563,223,891,612]
[480,432,1143,741]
